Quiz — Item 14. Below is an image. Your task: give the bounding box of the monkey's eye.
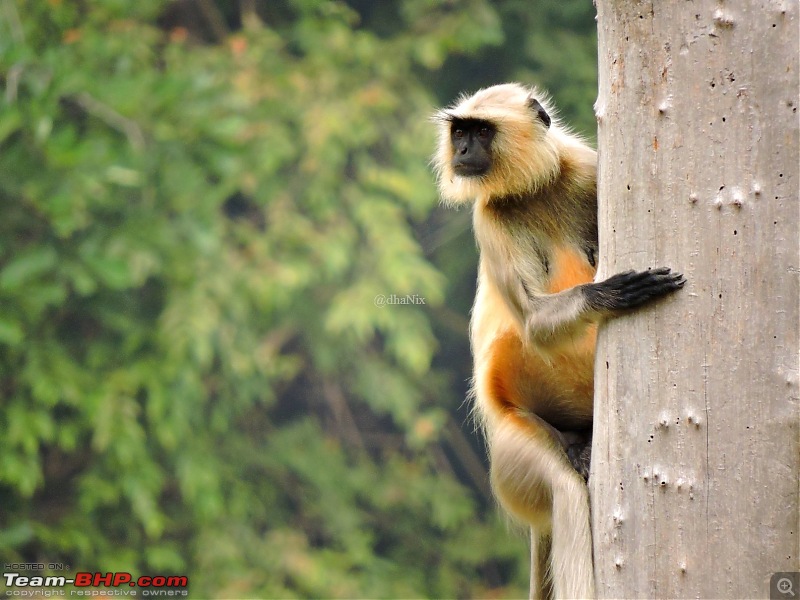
[453,129,464,139]
[478,127,490,138]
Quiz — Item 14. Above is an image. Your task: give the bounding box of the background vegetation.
[0,0,596,597]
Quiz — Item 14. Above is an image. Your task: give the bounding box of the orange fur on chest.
[479,245,598,424]
[546,246,596,293]
[482,328,595,425]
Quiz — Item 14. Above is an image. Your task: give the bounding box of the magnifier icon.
[778,578,796,597]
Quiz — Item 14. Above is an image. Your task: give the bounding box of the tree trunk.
[592,2,799,598]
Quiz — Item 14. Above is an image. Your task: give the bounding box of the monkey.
[432,83,684,599]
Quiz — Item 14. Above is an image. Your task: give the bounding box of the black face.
[450,118,496,177]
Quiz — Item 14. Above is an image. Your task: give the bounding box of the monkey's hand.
[584,267,685,314]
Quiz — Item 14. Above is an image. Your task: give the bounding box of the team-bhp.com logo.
[3,571,189,597]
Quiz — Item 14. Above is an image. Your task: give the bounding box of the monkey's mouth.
[453,163,489,177]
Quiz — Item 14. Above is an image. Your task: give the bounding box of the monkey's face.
[433,83,560,205]
[450,119,496,178]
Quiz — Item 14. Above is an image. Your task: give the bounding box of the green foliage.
[0,0,597,597]
[425,0,598,137]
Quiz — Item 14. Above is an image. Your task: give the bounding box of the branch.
[322,378,365,451]
[72,92,145,152]
[2,0,24,44]
[444,419,492,499]
[197,0,230,41]
[5,64,23,103]
[239,0,262,30]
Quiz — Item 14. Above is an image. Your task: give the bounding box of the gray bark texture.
[592,2,799,598]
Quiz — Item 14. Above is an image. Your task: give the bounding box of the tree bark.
[592,2,799,598]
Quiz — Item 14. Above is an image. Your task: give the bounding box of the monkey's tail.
[489,412,595,600]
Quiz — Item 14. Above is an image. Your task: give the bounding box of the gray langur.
[432,83,684,599]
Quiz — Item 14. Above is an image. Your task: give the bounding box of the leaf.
[0,316,24,345]
[82,254,133,289]
[0,247,57,291]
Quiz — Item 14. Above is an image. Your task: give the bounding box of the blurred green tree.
[0,0,597,597]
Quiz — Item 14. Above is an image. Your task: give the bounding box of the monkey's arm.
[523,268,685,347]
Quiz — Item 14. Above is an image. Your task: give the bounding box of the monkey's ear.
[527,97,551,129]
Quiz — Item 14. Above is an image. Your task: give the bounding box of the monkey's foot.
[566,437,592,482]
